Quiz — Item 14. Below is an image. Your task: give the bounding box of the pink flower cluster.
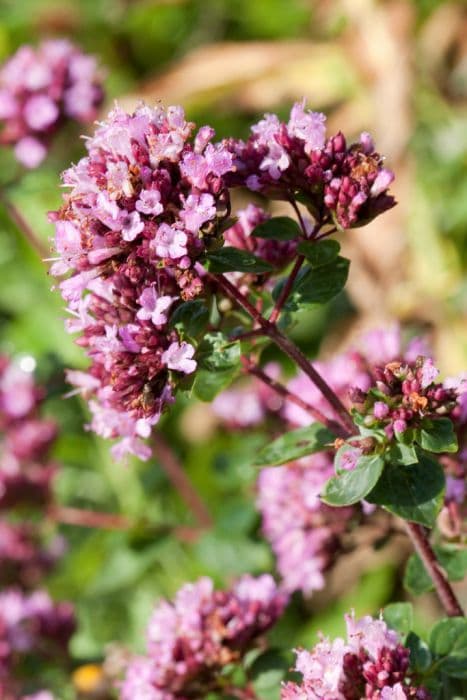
[282,611,430,700]
[258,454,356,595]
[50,103,234,460]
[0,39,103,168]
[227,101,395,228]
[0,356,75,696]
[0,520,65,590]
[0,589,74,698]
[0,356,58,510]
[121,574,287,699]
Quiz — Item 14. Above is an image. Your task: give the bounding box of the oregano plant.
[0,74,461,696]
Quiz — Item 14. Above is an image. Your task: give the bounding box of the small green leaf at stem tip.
[297,239,341,267]
[272,256,350,309]
[383,602,413,636]
[196,332,241,372]
[253,423,336,466]
[205,247,274,273]
[404,545,467,596]
[170,300,209,338]
[366,453,445,527]
[251,216,302,240]
[429,618,467,679]
[321,454,385,506]
[417,417,458,453]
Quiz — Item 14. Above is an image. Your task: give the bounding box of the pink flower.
[121,210,145,242]
[23,94,58,130]
[14,137,47,168]
[136,189,164,216]
[162,342,196,374]
[153,223,188,259]
[180,193,216,233]
[137,287,176,326]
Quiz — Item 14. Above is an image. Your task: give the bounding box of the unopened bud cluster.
[349,357,458,439]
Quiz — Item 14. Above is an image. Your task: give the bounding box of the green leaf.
[253,423,335,466]
[197,332,241,372]
[192,332,241,400]
[389,442,418,466]
[273,256,350,309]
[383,602,413,636]
[404,546,467,596]
[193,368,240,401]
[366,453,445,527]
[251,216,301,240]
[405,632,432,673]
[170,300,209,338]
[206,247,274,273]
[296,239,341,267]
[249,649,291,693]
[429,618,467,679]
[417,418,458,454]
[321,454,385,506]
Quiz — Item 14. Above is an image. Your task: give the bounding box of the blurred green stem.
[152,432,213,529]
[0,189,48,259]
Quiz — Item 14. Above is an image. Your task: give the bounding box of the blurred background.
[0,0,466,696]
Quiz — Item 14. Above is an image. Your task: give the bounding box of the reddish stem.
[152,433,213,529]
[0,192,49,259]
[405,521,464,617]
[48,505,131,531]
[211,273,354,434]
[48,504,202,542]
[242,357,345,437]
[269,254,305,324]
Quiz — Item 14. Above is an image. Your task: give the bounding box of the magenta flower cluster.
[0,39,103,168]
[227,100,395,228]
[0,589,75,699]
[0,356,65,589]
[0,356,75,696]
[121,574,287,698]
[50,103,234,460]
[282,611,430,699]
[0,356,58,510]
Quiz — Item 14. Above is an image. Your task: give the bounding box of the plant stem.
[48,504,202,541]
[48,505,131,530]
[211,273,354,434]
[152,432,213,529]
[405,521,464,617]
[269,254,305,324]
[0,190,48,259]
[242,357,346,437]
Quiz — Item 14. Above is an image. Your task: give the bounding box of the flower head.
[121,575,287,699]
[281,612,430,699]
[50,103,233,458]
[0,39,103,167]
[226,101,395,229]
